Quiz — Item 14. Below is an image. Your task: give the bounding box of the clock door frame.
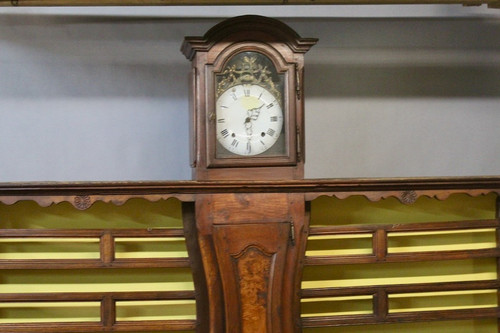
[205,43,298,169]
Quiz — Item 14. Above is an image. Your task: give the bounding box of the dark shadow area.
[307,64,500,98]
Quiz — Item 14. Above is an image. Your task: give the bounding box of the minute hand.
[250,104,265,121]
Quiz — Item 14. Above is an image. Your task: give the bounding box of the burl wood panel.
[214,222,290,332]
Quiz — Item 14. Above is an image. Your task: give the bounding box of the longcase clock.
[182,15,317,180]
[181,16,316,333]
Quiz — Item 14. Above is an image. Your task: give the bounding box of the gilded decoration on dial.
[217,53,282,104]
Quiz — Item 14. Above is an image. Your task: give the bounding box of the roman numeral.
[231,139,239,147]
[217,118,225,123]
[221,129,229,138]
[231,93,237,101]
[270,116,278,122]
[244,88,250,97]
[246,142,251,154]
[260,140,267,151]
[267,128,276,137]
[266,103,274,109]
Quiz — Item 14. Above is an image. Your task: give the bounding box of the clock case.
[182,15,317,181]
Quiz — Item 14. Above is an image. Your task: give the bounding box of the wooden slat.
[305,254,378,265]
[302,280,499,298]
[305,248,500,265]
[302,307,499,328]
[0,0,499,7]
[0,228,185,238]
[386,248,500,262]
[0,290,196,302]
[0,320,197,332]
[1,0,280,6]
[309,219,500,236]
[0,258,190,269]
[113,320,197,331]
[1,178,499,194]
[302,313,375,328]
[387,307,500,322]
[0,322,106,333]
[106,258,191,268]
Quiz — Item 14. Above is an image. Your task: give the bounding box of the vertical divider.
[373,289,388,322]
[373,229,388,262]
[495,196,500,333]
[101,232,116,328]
[101,295,116,329]
[371,228,389,322]
[100,231,115,265]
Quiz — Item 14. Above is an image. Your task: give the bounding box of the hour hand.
[244,117,253,136]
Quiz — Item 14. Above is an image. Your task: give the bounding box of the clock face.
[216,84,283,156]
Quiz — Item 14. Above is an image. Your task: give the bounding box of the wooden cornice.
[181,15,318,61]
[1,0,499,7]
[0,176,499,209]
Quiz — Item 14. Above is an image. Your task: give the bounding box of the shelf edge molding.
[0,177,499,209]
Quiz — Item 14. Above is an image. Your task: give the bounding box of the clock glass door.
[214,51,287,160]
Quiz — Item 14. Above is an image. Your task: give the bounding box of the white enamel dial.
[216,84,283,156]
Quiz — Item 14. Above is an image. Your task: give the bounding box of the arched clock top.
[181,15,318,61]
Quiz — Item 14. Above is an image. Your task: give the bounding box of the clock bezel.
[206,43,297,168]
[215,83,285,157]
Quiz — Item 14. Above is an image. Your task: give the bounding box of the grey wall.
[0,6,499,181]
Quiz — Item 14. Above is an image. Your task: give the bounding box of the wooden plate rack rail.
[0,177,499,332]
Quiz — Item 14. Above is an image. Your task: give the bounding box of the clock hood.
[181,15,317,61]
